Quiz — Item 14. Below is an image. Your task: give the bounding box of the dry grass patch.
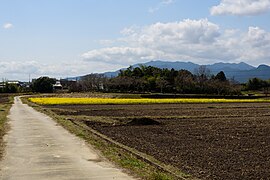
[0,94,13,159]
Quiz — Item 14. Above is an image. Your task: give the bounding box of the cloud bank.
[0,60,122,81]
[82,19,270,67]
[210,0,270,16]
[4,19,269,81]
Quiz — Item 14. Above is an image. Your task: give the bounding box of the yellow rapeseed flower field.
[28,97,270,105]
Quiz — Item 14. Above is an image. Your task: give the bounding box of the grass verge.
[0,94,13,159]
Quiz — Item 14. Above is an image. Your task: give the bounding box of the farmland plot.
[39,100,270,179]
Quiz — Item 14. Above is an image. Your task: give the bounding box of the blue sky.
[1,0,270,81]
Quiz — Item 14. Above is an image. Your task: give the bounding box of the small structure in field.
[53,80,63,90]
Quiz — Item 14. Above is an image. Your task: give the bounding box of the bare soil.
[47,103,270,180]
[48,103,270,118]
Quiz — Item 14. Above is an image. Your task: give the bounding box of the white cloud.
[128,19,221,45]
[149,0,175,13]
[240,27,270,61]
[245,26,270,47]
[3,23,13,29]
[0,60,119,81]
[82,19,270,66]
[82,47,165,65]
[210,0,270,16]
[83,19,223,64]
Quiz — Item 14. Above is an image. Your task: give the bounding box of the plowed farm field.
[46,103,270,179]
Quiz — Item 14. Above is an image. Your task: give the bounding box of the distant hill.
[227,64,270,83]
[206,62,255,72]
[102,60,270,83]
[103,61,200,78]
[141,60,199,71]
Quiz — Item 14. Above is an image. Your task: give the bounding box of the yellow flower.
[28,97,270,105]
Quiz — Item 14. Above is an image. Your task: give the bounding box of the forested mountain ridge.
[103,60,270,83]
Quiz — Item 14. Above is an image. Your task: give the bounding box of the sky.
[1,0,270,81]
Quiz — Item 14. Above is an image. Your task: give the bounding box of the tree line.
[0,77,55,93]
[104,65,240,95]
[1,65,270,95]
[245,77,270,95]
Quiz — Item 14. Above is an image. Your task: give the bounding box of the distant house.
[0,82,5,88]
[7,80,20,85]
[0,80,21,88]
[5,81,30,87]
[53,80,63,90]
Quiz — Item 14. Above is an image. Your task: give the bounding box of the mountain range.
[103,60,270,83]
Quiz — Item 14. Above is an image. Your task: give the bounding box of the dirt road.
[0,97,134,180]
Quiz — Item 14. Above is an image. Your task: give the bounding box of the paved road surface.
[0,97,134,180]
